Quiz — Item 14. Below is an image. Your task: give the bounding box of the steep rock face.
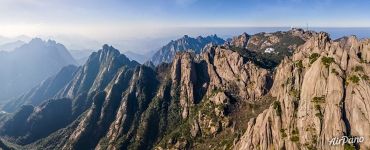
[12,42,269,150]
[171,52,198,119]
[62,66,150,150]
[59,44,139,99]
[150,35,225,65]
[152,47,272,149]
[0,45,140,147]
[60,46,271,150]
[230,33,250,48]
[235,33,370,150]
[203,47,271,100]
[2,30,368,150]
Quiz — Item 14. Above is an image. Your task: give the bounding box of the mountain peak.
[47,39,57,45]
[90,44,138,67]
[229,32,250,48]
[100,44,121,58]
[0,38,77,101]
[29,38,44,45]
[28,38,62,47]
[196,35,203,40]
[150,34,225,65]
[27,38,65,48]
[211,34,219,38]
[102,44,111,50]
[241,32,249,37]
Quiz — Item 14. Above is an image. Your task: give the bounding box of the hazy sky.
[0,0,369,51]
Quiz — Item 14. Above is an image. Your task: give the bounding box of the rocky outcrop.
[150,35,225,65]
[0,30,301,149]
[227,29,315,68]
[0,45,140,147]
[235,33,370,150]
[203,47,271,100]
[230,33,250,48]
[1,30,368,150]
[0,41,271,149]
[58,44,139,99]
[171,52,198,119]
[152,45,272,149]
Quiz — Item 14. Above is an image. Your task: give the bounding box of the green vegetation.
[230,31,308,69]
[290,135,300,142]
[312,96,325,103]
[291,129,299,135]
[292,99,299,118]
[309,53,320,64]
[304,134,317,150]
[229,46,244,53]
[312,134,318,143]
[348,75,360,84]
[280,129,287,138]
[360,58,366,63]
[362,74,369,81]
[229,45,279,69]
[321,56,335,68]
[218,135,235,149]
[273,101,282,116]
[331,69,339,75]
[294,60,304,69]
[210,87,223,97]
[314,105,323,121]
[344,143,356,150]
[289,89,299,98]
[306,145,317,150]
[314,104,321,111]
[353,65,364,72]
[313,98,324,120]
[281,132,287,138]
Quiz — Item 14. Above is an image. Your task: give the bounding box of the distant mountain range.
[150,34,225,65]
[148,29,311,67]
[69,49,153,65]
[0,40,26,52]
[0,38,77,102]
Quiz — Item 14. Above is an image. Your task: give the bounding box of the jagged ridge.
[0,30,369,150]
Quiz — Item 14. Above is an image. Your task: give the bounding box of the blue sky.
[0,0,369,51]
[1,0,369,26]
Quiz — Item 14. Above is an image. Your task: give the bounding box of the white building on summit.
[264,47,275,53]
